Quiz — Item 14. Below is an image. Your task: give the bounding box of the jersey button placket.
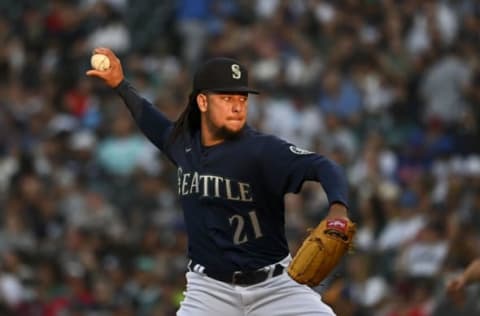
[201,150,209,168]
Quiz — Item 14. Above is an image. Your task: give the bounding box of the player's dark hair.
[170,91,201,143]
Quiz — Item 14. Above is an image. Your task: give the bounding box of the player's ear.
[196,93,208,112]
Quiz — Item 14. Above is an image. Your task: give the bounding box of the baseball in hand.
[90,54,111,71]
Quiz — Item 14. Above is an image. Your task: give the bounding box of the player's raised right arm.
[86,47,173,152]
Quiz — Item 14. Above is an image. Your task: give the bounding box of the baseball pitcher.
[87,47,355,316]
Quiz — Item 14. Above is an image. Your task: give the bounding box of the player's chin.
[225,120,245,132]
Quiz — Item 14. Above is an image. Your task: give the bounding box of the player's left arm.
[326,202,348,219]
[285,150,355,286]
[303,156,350,222]
[259,137,355,286]
[259,137,350,213]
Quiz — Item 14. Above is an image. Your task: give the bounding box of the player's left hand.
[287,217,356,287]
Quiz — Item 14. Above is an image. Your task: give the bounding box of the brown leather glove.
[288,218,356,287]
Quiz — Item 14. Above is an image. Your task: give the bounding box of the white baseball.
[90,54,111,71]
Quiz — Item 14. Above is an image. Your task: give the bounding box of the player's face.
[201,92,249,137]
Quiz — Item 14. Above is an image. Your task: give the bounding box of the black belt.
[188,260,284,286]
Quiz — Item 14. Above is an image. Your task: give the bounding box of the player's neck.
[201,133,225,147]
[200,124,226,147]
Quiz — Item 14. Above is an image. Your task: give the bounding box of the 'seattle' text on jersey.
[178,167,253,202]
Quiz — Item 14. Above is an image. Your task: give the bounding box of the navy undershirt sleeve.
[260,136,349,208]
[114,80,174,155]
[305,156,349,208]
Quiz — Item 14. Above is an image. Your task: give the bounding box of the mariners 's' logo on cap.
[231,64,241,79]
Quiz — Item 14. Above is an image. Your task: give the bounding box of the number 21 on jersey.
[229,210,263,245]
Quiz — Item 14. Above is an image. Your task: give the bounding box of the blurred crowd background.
[1,0,480,315]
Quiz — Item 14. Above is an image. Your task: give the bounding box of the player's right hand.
[86,47,124,88]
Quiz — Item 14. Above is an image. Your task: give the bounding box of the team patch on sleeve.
[289,146,313,155]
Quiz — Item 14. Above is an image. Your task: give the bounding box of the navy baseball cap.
[193,57,259,94]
